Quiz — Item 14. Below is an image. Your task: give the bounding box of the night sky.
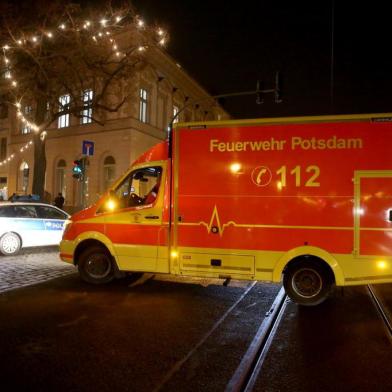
[133,1,392,119]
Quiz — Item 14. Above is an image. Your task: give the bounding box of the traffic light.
[72,159,83,180]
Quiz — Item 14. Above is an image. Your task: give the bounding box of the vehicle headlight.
[63,219,73,236]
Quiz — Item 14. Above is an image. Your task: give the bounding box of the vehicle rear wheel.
[0,232,21,255]
[283,259,333,306]
[78,246,115,284]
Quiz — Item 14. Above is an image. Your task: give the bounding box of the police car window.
[36,206,67,219]
[0,206,16,217]
[14,205,38,218]
[114,166,162,208]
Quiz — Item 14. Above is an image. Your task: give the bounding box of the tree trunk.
[32,99,47,200]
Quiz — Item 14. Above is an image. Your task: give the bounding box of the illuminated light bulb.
[86,21,91,26]
[159,38,166,45]
[157,29,164,36]
[109,38,113,42]
[115,51,120,56]
[17,40,23,45]
[32,36,38,42]
[98,32,103,37]
[5,73,11,79]
[105,31,110,35]
[59,24,66,30]
[29,141,33,145]
[92,36,97,41]
[138,46,145,51]
[377,260,387,270]
[16,102,21,108]
[4,58,9,64]
[11,80,17,87]
[106,199,116,211]
[113,44,117,50]
[46,32,53,38]
[3,45,9,50]
[230,162,242,173]
[171,250,178,258]
[116,16,121,22]
[137,19,144,27]
[100,19,107,26]
[20,147,24,152]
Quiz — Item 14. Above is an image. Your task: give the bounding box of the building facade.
[0,49,228,212]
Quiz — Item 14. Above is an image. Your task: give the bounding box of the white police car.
[0,202,70,255]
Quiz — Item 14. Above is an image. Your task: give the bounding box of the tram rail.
[367,284,392,340]
[226,287,288,392]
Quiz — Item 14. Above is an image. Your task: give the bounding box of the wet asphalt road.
[1,249,392,392]
[0,271,280,392]
[255,284,392,392]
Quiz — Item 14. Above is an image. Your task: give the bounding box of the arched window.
[103,155,116,191]
[56,159,67,198]
[17,161,29,193]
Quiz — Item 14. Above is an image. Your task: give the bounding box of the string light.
[0,11,169,166]
[0,141,32,166]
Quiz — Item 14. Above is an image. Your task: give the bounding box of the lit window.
[21,106,32,134]
[81,89,93,124]
[173,105,179,123]
[58,94,70,128]
[18,161,29,193]
[139,88,148,123]
[103,155,116,191]
[56,159,67,197]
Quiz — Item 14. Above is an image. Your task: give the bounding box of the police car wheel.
[78,246,115,284]
[283,259,333,306]
[0,232,21,255]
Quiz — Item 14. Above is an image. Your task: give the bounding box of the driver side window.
[114,166,162,209]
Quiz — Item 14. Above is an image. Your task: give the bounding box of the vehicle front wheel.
[78,246,115,284]
[0,232,21,255]
[283,259,333,306]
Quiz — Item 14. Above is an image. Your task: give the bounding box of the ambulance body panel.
[60,113,392,305]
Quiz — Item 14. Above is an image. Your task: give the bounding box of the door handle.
[145,215,159,220]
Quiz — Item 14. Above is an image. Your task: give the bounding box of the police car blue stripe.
[14,219,46,230]
[44,220,65,231]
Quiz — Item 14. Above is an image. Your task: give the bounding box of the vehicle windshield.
[109,166,162,210]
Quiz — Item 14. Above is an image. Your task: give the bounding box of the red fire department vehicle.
[60,113,392,305]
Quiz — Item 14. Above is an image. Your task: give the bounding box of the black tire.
[0,232,21,255]
[283,258,333,306]
[78,246,115,284]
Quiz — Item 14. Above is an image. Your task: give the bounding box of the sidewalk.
[0,247,75,294]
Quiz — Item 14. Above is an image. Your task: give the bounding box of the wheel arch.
[272,245,344,286]
[73,231,117,266]
[1,231,23,245]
